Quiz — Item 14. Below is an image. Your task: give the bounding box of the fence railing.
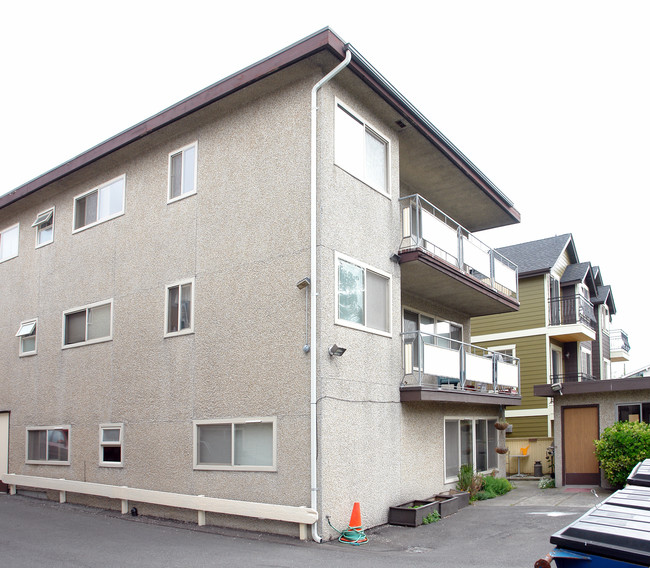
[551,372,596,383]
[548,294,596,328]
[402,331,519,395]
[399,194,518,300]
[610,329,631,354]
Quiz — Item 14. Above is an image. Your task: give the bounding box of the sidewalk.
[475,478,613,508]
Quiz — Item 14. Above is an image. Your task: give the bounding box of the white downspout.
[309,48,351,543]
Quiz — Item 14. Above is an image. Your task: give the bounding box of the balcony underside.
[400,385,522,406]
[548,324,596,343]
[399,250,519,317]
[611,349,631,363]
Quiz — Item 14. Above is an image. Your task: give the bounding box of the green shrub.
[482,475,512,496]
[457,463,475,493]
[594,421,650,489]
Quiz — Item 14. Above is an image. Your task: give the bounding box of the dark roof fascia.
[0,27,343,209]
[1,27,520,226]
[534,377,650,397]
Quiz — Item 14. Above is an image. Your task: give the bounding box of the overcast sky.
[3,1,647,373]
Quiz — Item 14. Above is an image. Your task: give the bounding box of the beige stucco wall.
[1,51,511,539]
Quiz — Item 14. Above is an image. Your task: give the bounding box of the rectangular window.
[16,319,37,356]
[168,142,197,202]
[165,279,194,336]
[445,417,498,481]
[32,208,54,247]
[26,426,70,464]
[194,418,276,471]
[73,175,125,231]
[335,102,389,194]
[0,223,19,263]
[336,254,390,335]
[63,300,113,348]
[99,424,123,467]
[618,403,650,423]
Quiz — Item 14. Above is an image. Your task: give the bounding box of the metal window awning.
[32,210,53,227]
[16,321,36,337]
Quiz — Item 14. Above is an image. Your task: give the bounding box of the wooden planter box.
[435,489,470,509]
[425,494,459,517]
[388,500,440,527]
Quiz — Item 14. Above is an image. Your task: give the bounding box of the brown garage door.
[562,405,600,485]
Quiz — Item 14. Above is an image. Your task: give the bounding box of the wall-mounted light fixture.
[328,344,347,357]
[390,253,401,263]
[297,277,311,353]
[551,382,563,396]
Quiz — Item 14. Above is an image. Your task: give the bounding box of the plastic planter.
[388,500,440,527]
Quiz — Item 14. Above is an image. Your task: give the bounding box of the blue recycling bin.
[535,460,650,567]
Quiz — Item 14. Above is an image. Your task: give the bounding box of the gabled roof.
[561,262,592,285]
[0,27,520,229]
[594,284,616,314]
[496,234,576,277]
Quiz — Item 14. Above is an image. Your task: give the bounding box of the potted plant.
[388,500,441,527]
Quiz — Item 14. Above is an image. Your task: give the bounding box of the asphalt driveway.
[0,481,611,567]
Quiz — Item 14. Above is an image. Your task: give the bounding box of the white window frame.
[167,142,198,203]
[62,299,114,349]
[99,423,124,467]
[164,278,195,337]
[488,344,517,359]
[334,99,390,196]
[32,207,55,248]
[72,175,126,233]
[444,416,498,483]
[0,223,19,263]
[193,417,277,471]
[26,425,71,465]
[335,252,392,337]
[16,318,38,357]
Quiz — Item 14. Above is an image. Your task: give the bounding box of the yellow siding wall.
[506,415,550,439]
[472,276,546,336]
[477,334,548,410]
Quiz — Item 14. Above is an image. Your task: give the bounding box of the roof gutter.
[309,46,352,544]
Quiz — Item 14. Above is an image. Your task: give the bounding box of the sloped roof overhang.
[1,27,520,228]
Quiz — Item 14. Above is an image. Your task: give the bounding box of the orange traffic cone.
[338,502,368,544]
[348,502,362,530]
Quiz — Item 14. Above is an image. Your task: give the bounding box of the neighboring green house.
[471,234,630,438]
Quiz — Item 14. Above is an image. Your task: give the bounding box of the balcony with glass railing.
[610,329,631,362]
[400,331,521,405]
[548,294,597,342]
[398,195,519,317]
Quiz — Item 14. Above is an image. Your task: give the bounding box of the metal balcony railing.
[548,294,596,329]
[401,331,520,395]
[610,329,631,354]
[399,194,518,300]
[551,373,596,383]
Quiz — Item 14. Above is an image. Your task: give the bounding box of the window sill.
[26,461,71,466]
[194,465,276,472]
[72,211,125,235]
[62,337,112,350]
[164,329,195,339]
[334,319,392,339]
[167,190,197,205]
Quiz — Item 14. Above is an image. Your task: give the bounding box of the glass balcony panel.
[462,235,491,283]
[423,342,460,380]
[465,351,493,385]
[421,207,458,265]
[497,360,519,389]
[494,256,517,296]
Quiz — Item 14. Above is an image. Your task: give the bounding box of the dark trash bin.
[535,460,650,567]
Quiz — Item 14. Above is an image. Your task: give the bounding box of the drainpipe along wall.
[309,48,351,543]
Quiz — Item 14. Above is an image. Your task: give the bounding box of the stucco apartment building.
[472,234,630,439]
[0,29,522,540]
